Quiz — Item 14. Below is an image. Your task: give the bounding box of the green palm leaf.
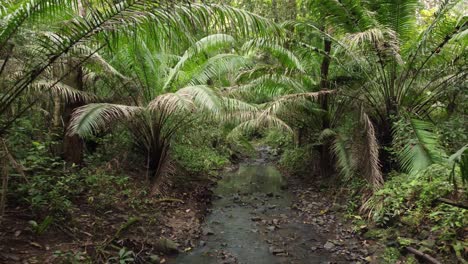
[394,118,446,174]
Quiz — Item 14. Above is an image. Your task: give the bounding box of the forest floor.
[0,170,215,263]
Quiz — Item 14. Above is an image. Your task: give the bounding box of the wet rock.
[269,246,286,255]
[323,241,335,250]
[203,228,215,236]
[251,216,262,222]
[149,255,161,263]
[266,192,274,197]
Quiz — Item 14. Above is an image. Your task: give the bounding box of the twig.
[405,246,442,264]
[1,139,28,183]
[115,217,140,238]
[154,198,184,204]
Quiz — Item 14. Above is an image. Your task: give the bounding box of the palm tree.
[68,33,258,181]
[0,0,280,169]
[0,0,279,137]
[228,0,466,189]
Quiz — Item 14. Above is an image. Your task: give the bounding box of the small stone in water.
[324,241,335,250]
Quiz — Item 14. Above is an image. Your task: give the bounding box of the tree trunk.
[62,64,85,165]
[62,1,87,165]
[318,37,334,178]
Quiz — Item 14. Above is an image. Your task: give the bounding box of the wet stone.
[203,228,215,236]
[251,216,262,222]
[324,241,335,250]
[269,247,286,255]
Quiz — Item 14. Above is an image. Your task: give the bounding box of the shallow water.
[174,163,288,264]
[172,158,340,264]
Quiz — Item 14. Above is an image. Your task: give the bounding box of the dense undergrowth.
[267,127,467,263]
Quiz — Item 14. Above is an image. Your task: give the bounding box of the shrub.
[279,145,313,175]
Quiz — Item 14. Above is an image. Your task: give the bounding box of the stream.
[172,149,358,264]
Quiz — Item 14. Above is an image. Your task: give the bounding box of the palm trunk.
[62,64,85,165]
[318,37,335,178]
[62,2,86,165]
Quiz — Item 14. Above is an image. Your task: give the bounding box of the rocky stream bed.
[170,149,380,264]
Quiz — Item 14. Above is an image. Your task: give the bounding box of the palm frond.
[31,80,97,103]
[176,85,222,113]
[148,93,194,114]
[393,118,446,174]
[357,111,384,188]
[332,133,354,179]
[188,53,252,86]
[163,34,236,90]
[0,0,76,48]
[242,38,305,72]
[68,103,143,137]
[263,91,333,115]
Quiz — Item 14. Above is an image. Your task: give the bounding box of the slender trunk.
[62,2,87,165]
[53,96,62,128]
[319,37,334,178]
[379,117,394,173]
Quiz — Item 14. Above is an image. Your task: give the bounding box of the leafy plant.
[28,215,54,235]
[108,248,134,264]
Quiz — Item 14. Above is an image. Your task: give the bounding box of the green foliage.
[28,215,54,235]
[364,164,467,256]
[108,248,134,264]
[369,165,454,225]
[380,247,401,264]
[173,144,229,175]
[439,117,468,154]
[12,166,132,221]
[14,173,82,218]
[172,120,231,175]
[279,145,313,175]
[53,250,92,264]
[449,144,468,188]
[392,117,446,175]
[261,129,292,149]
